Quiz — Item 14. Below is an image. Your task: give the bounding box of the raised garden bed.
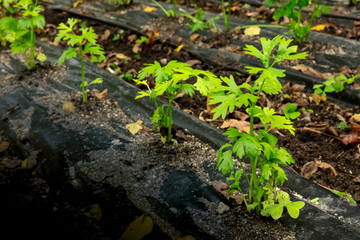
[1,0,360,239]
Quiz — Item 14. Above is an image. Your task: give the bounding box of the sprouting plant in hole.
[151,0,177,17]
[134,60,221,143]
[55,18,106,103]
[337,121,347,131]
[179,8,219,32]
[112,28,124,41]
[2,0,46,70]
[120,72,133,81]
[313,73,360,97]
[332,189,357,205]
[221,0,232,31]
[209,35,308,219]
[283,102,301,120]
[265,0,331,43]
[136,35,149,45]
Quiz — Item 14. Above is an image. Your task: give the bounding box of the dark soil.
[1,0,360,239]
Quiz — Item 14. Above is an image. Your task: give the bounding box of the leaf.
[244,26,261,36]
[120,215,153,240]
[220,119,250,134]
[144,7,156,12]
[176,44,184,52]
[57,47,77,66]
[311,24,329,31]
[0,141,10,153]
[309,93,327,105]
[62,100,75,113]
[189,33,200,41]
[73,0,83,8]
[269,204,284,220]
[81,203,102,221]
[36,53,47,62]
[93,88,108,99]
[126,120,143,135]
[286,201,305,219]
[301,161,337,179]
[21,150,38,169]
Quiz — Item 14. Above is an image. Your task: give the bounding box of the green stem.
[78,43,87,103]
[221,0,229,31]
[28,23,35,70]
[173,0,176,16]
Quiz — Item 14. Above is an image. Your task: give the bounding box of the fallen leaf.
[62,100,75,113]
[116,53,129,60]
[340,133,358,147]
[100,29,111,41]
[185,59,201,66]
[81,203,102,221]
[126,120,143,135]
[21,151,38,169]
[93,89,108,99]
[294,65,332,79]
[311,24,330,31]
[80,10,87,15]
[120,215,153,240]
[144,7,156,12]
[232,111,249,121]
[301,161,337,179]
[336,114,346,122]
[132,43,142,53]
[221,119,250,134]
[230,6,238,12]
[309,93,326,105]
[0,140,9,153]
[73,0,82,8]
[244,26,261,36]
[189,34,200,42]
[176,45,184,52]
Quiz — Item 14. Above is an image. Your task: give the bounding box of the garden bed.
[1,0,360,239]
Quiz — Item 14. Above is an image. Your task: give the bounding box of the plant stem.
[173,0,177,16]
[78,43,87,103]
[28,23,35,70]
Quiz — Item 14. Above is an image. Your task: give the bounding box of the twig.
[297,127,340,140]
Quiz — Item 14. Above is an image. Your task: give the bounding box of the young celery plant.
[9,0,46,70]
[55,18,106,103]
[210,35,308,219]
[221,0,232,31]
[134,60,220,143]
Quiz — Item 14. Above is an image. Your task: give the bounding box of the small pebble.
[217,202,230,214]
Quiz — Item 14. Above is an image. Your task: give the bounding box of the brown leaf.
[185,59,202,67]
[316,161,337,177]
[93,89,108,99]
[62,100,75,113]
[22,151,39,169]
[301,161,337,179]
[126,120,143,135]
[189,34,200,42]
[309,93,326,105]
[0,158,22,169]
[294,65,332,79]
[100,29,111,41]
[336,114,346,122]
[0,140,9,153]
[132,43,142,53]
[232,111,249,121]
[340,133,358,147]
[221,119,250,134]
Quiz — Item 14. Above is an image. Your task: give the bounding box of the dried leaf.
[336,114,346,122]
[62,100,75,113]
[212,180,229,192]
[232,111,249,121]
[0,158,22,169]
[220,119,250,134]
[244,26,261,36]
[21,151,38,169]
[301,161,337,179]
[126,120,143,135]
[81,203,102,221]
[132,43,142,53]
[309,93,327,105]
[144,7,156,12]
[340,133,358,147]
[294,65,332,79]
[316,161,337,177]
[120,215,153,240]
[73,0,83,8]
[0,140,9,153]
[311,24,330,31]
[189,34,200,42]
[176,45,184,52]
[185,59,202,67]
[100,29,111,41]
[350,114,360,124]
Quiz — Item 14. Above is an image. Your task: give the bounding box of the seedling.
[332,189,357,205]
[210,35,308,219]
[180,9,219,32]
[108,0,131,6]
[221,0,232,31]
[112,28,124,41]
[55,18,106,103]
[3,0,46,70]
[266,0,331,43]
[134,60,220,143]
[313,73,360,97]
[283,102,301,120]
[337,121,347,130]
[151,0,177,17]
[120,72,132,81]
[136,35,149,45]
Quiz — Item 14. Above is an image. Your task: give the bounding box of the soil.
[1,0,360,239]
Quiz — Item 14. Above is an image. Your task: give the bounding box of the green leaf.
[269,204,284,220]
[286,201,305,219]
[57,47,77,66]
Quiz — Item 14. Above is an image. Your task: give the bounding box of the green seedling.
[108,0,131,6]
[134,60,220,143]
[209,35,308,219]
[55,18,106,103]
[283,102,301,120]
[266,0,331,43]
[112,29,124,41]
[151,0,177,17]
[332,189,357,205]
[180,8,219,32]
[120,71,132,81]
[2,0,46,69]
[301,107,313,114]
[221,0,232,31]
[136,35,149,45]
[313,73,360,97]
[337,121,347,130]
[0,0,18,15]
